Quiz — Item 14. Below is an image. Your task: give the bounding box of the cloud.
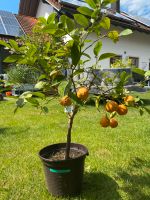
[121,0,150,19]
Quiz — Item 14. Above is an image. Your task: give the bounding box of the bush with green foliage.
[7,64,39,85]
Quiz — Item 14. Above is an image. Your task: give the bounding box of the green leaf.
[94,41,102,56]
[73,69,84,77]
[102,0,116,7]
[99,53,116,61]
[42,106,49,113]
[74,14,89,27]
[4,55,21,63]
[119,29,133,36]
[38,17,47,25]
[145,70,150,77]
[58,81,68,96]
[85,0,96,8]
[99,17,110,30]
[42,23,57,34]
[91,9,100,19]
[132,68,145,76]
[71,42,81,66]
[82,52,91,59]
[66,17,75,32]
[108,30,119,42]
[110,111,117,118]
[38,74,47,81]
[0,40,11,48]
[26,97,39,107]
[77,6,93,16]
[95,96,101,109]
[32,92,45,99]
[35,81,47,89]
[9,40,19,51]
[59,15,67,26]
[47,13,56,24]
[16,98,25,108]
[139,108,144,116]
[20,91,33,99]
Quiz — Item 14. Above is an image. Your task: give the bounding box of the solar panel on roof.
[0,10,24,37]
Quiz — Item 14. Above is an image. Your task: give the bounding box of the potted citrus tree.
[1,0,147,197]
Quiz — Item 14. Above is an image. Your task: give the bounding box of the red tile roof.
[16,15,37,34]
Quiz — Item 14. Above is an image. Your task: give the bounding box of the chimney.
[111,0,120,13]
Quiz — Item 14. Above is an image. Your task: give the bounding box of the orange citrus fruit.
[110,118,118,128]
[60,95,72,106]
[105,101,118,113]
[77,87,89,101]
[100,116,110,128]
[117,104,128,115]
[124,95,135,103]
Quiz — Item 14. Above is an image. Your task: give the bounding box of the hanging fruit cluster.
[100,95,135,128]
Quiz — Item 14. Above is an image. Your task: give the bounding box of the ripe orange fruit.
[110,118,118,128]
[105,101,118,113]
[124,95,135,103]
[77,87,89,101]
[100,116,110,128]
[60,95,72,106]
[117,104,128,115]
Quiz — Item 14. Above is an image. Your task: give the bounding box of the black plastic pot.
[39,143,89,197]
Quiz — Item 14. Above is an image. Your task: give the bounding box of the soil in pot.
[48,148,84,161]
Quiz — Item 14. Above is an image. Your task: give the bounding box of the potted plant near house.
[0,0,149,197]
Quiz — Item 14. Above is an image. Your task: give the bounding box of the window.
[129,57,139,67]
[110,55,122,65]
[129,57,144,82]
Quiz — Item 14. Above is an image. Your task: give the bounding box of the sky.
[121,0,150,19]
[0,0,150,19]
[0,0,20,14]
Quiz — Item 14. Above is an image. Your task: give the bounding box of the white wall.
[86,25,150,70]
[36,0,54,19]
[36,2,150,71]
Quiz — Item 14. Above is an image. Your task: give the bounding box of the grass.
[0,91,150,200]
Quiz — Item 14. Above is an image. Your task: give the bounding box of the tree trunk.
[65,106,78,160]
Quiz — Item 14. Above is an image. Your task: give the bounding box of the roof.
[45,0,150,34]
[0,13,37,41]
[16,15,37,34]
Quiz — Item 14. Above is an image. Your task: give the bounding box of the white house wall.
[36,2,150,70]
[36,0,54,19]
[86,26,150,70]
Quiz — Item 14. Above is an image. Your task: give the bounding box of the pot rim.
[39,142,89,163]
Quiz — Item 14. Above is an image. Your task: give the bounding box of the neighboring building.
[18,0,150,82]
[0,10,37,74]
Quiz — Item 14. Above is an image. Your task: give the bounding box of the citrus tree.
[0,0,149,159]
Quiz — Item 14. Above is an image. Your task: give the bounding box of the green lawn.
[0,92,150,200]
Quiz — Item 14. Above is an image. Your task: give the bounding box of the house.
[0,10,37,75]
[19,0,150,81]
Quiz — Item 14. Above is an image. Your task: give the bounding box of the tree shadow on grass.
[117,157,150,200]
[81,172,121,200]
[0,127,10,134]
[142,98,150,106]
[0,127,30,135]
